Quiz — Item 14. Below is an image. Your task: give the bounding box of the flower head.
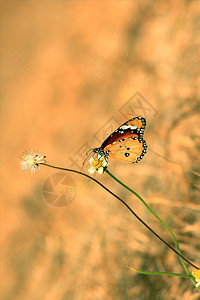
[192,269,200,287]
[88,155,108,175]
[20,150,46,175]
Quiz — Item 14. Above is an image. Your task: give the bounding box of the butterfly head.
[93,147,104,155]
[83,147,108,166]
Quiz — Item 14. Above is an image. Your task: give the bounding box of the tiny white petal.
[196,280,200,287]
[102,160,108,167]
[89,157,94,164]
[98,167,104,174]
[88,166,96,174]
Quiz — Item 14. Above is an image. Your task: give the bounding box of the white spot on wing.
[120,125,137,130]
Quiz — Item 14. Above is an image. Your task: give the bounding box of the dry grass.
[1,0,200,299]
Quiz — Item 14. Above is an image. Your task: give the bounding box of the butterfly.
[86,116,147,164]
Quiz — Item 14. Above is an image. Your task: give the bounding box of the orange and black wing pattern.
[93,116,147,164]
[104,137,147,163]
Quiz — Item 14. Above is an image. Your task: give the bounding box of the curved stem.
[106,170,186,267]
[105,169,199,289]
[41,163,198,271]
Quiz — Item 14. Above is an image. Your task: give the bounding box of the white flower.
[20,150,46,175]
[88,155,108,175]
[192,270,200,287]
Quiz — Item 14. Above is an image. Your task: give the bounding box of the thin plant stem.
[105,169,199,289]
[128,265,200,291]
[41,163,198,271]
[127,265,194,278]
[106,170,186,265]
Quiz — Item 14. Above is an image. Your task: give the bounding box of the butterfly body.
[93,116,147,164]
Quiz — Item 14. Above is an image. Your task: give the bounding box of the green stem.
[105,169,199,289]
[41,163,199,291]
[128,265,194,278]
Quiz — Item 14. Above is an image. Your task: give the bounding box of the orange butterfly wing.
[104,137,147,163]
[125,118,144,129]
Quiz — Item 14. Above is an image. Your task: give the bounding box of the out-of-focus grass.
[1,0,200,299]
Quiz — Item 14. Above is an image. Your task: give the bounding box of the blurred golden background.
[1,1,200,299]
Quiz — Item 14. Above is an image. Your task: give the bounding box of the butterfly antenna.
[83,149,94,166]
[86,148,93,155]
